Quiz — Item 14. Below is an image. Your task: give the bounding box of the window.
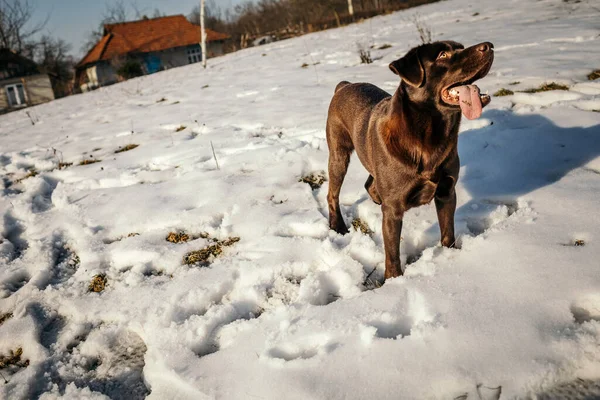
[5,83,26,107]
[187,46,202,64]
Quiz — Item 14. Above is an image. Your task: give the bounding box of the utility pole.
[347,0,354,17]
[200,0,207,68]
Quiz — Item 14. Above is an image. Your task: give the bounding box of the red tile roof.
[78,15,229,67]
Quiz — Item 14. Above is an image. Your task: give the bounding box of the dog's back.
[327,82,391,172]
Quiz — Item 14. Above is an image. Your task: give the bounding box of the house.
[75,15,230,92]
[0,48,55,114]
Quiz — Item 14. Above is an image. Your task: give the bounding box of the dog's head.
[389,41,494,116]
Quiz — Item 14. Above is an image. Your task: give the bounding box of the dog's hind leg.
[365,175,382,205]
[326,124,353,235]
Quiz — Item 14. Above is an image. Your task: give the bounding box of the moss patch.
[0,347,29,370]
[352,218,372,235]
[494,88,514,97]
[299,172,326,190]
[88,274,107,293]
[79,159,101,166]
[183,236,240,266]
[522,82,569,93]
[115,144,139,154]
[587,70,600,81]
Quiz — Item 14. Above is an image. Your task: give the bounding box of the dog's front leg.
[382,204,404,279]
[435,190,456,248]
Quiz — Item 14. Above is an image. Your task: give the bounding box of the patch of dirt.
[89,274,107,293]
[114,144,139,154]
[0,347,29,370]
[79,159,101,166]
[352,218,372,235]
[183,236,240,266]
[588,69,600,81]
[166,231,190,243]
[299,172,326,190]
[494,88,514,96]
[58,162,73,170]
[522,82,569,93]
[0,312,13,326]
[14,169,38,184]
[166,231,208,244]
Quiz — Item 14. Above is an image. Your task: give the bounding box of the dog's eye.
[437,51,449,60]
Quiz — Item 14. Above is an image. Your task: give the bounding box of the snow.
[1,0,600,398]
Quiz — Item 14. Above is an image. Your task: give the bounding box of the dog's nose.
[477,42,493,53]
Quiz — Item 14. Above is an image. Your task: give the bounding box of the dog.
[326,40,494,280]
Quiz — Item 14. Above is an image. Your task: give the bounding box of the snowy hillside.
[1,0,600,398]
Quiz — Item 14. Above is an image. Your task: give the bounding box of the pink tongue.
[455,85,483,120]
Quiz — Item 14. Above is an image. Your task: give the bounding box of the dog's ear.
[389,47,424,88]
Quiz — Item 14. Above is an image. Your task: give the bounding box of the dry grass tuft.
[115,144,139,153]
[58,162,73,170]
[0,347,29,370]
[88,274,107,293]
[574,239,585,247]
[378,43,392,50]
[522,82,569,93]
[494,88,514,97]
[299,172,326,190]
[0,312,13,326]
[175,125,187,132]
[65,247,80,268]
[301,62,310,68]
[352,218,372,235]
[127,232,139,238]
[183,236,240,266]
[509,81,521,85]
[166,231,190,243]
[156,97,167,103]
[79,159,101,166]
[587,70,600,81]
[14,169,37,184]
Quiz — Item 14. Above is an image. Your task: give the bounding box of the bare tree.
[34,35,75,97]
[0,0,48,54]
[81,0,129,53]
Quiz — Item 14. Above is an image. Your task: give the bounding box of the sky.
[31,0,243,59]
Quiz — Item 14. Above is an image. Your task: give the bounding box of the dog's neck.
[384,84,461,173]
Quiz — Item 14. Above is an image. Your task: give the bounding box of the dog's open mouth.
[441,62,493,120]
[442,85,490,120]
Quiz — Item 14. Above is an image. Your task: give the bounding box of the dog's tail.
[334,81,351,93]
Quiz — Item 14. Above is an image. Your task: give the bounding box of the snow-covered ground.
[1,0,600,398]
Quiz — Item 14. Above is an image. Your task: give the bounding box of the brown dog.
[326,40,494,279]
